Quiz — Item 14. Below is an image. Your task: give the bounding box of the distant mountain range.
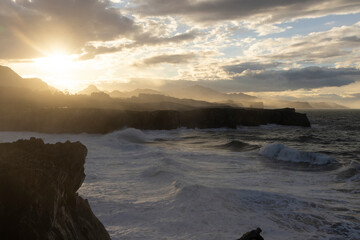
[271,100,349,109]
[167,84,256,102]
[78,84,255,101]
[77,83,261,108]
[0,65,350,110]
[76,83,348,109]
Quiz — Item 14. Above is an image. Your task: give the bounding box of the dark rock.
[0,138,111,240]
[238,228,264,240]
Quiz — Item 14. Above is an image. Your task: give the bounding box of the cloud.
[243,23,360,66]
[0,0,200,60]
[223,62,281,74]
[100,66,360,92]
[132,0,360,23]
[207,66,360,92]
[131,30,199,46]
[135,53,197,67]
[78,30,199,60]
[341,36,360,42]
[0,0,138,59]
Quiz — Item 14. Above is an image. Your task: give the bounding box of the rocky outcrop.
[237,228,264,240]
[0,107,310,133]
[0,138,110,240]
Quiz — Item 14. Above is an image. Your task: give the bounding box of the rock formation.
[238,228,264,240]
[0,138,110,240]
[0,107,310,133]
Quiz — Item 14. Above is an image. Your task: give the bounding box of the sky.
[1,0,360,107]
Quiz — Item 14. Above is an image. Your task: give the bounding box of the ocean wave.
[171,184,360,239]
[219,140,259,152]
[115,128,149,143]
[337,164,360,181]
[141,166,171,178]
[259,143,335,165]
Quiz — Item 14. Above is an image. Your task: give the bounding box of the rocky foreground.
[0,107,310,133]
[0,138,110,240]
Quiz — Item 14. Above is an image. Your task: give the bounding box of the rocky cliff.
[0,138,111,240]
[0,107,310,133]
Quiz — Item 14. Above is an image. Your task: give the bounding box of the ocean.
[0,110,359,240]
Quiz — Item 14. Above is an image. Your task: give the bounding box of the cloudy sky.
[1,0,360,107]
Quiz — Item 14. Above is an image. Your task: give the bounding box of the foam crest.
[116,128,148,143]
[259,142,335,165]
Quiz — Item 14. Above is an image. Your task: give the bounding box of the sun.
[34,51,75,71]
[32,50,82,92]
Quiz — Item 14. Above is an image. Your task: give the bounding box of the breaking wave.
[115,128,148,143]
[259,142,336,165]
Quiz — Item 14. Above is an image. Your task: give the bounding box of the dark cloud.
[170,66,360,92]
[206,66,360,92]
[341,36,360,42]
[223,62,281,74]
[100,66,360,92]
[132,0,360,23]
[135,53,196,67]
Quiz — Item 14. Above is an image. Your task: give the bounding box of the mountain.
[121,93,229,110]
[109,88,162,98]
[310,102,348,109]
[270,100,348,109]
[167,84,257,102]
[77,85,102,95]
[0,65,51,91]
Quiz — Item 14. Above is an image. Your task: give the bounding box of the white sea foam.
[115,128,148,143]
[259,142,335,165]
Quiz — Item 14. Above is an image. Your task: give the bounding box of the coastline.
[0,107,310,134]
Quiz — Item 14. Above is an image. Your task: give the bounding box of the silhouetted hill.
[109,88,162,98]
[270,100,348,109]
[310,102,348,109]
[0,66,348,111]
[0,66,312,132]
[0,66,24,86]
[0,65,52,91]
[120,93,229,110]
[78,84,102,95]
[168,84,257,102]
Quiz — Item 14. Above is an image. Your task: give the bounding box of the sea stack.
[0,138,110,240]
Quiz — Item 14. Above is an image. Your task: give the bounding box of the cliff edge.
[0,138,111,240]
[0,107,310,133]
